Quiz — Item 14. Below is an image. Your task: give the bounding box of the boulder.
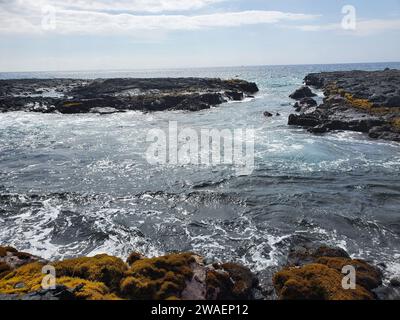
[289,86,317,100]
[288,114,321,127]
[273,244,383,300]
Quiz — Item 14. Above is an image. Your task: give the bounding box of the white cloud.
[0,0,318,35]
[294,19,400,36]
[1,0,227,13]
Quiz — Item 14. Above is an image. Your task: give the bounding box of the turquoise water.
[0,62,400,280]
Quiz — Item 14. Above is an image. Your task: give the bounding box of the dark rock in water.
[288,114,321,127]
[225,91,244,101]
[373,285,400,300]
[368,125,400,141]
[390,277,400,287]
[293,97,318,113]
[288,69,400,142]
[289,86,317,100]
[304,74,325,88]
[308,124,329,134]
[300,97,318,107]
[263,111,273,117]
[0,78,259,114]
[286,243,350,267]
[273,244,383,300]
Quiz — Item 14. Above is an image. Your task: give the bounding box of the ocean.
[1,62,400,281]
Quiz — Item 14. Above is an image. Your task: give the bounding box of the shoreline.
[1,244,398,300]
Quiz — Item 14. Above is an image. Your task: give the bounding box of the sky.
[0,0,399,72]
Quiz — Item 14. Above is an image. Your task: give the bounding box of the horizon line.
[1,60,399,74]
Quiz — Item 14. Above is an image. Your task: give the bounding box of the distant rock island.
[288,69,400,142]
[0,78,259,114]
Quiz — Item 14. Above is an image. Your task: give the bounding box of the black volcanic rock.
[289,86,317,100]
[293,97,318,113]
[0,78,259,114]
[288,69,400,142]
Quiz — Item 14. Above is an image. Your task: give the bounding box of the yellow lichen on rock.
[53,254,127,291]
[0,262,45,294]
[315,257,382,290]
[0,254,129,300]
[120,253,195,300]
[57,277,121,300]
[344,93,373,111]
[273,263,373,300]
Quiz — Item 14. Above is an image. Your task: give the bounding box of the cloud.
[1,0,227,13]
[0,0,318,35]
[294,19,400,36]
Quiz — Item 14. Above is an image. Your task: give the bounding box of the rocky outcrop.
[273,244,384,300]
[0,246,47,276]
[289,86,317,100]
[0,246,260,301]
[288,69,400,142]
[0,78,259,114]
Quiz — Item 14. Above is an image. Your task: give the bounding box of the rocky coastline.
[1,245,398,300]
[0,78,259,114]
[288,69,400,142]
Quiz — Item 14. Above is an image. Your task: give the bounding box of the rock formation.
[288,69,400,142]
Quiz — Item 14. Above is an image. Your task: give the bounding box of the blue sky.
[0,0,399,71]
